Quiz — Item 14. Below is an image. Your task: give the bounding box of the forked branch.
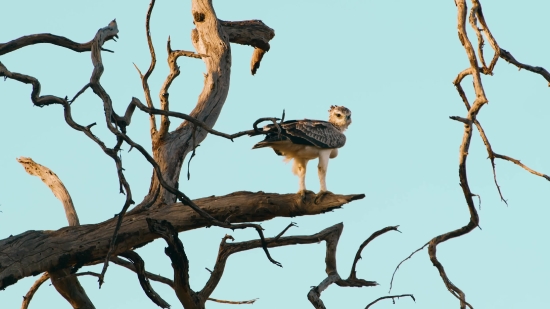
[119,251,170,308]
[428,1,550,308]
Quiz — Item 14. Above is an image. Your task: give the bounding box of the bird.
[252,105,352,203]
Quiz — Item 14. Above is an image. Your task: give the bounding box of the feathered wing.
[253,119,346,149]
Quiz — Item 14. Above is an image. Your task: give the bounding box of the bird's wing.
[262,119,346,149]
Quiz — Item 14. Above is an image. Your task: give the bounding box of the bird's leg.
[315,150,333,204]
[293,158,312,203]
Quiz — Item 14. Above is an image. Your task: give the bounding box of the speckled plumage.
[252,106,352,200]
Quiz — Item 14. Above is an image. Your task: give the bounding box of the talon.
[297,190,314,203]
[314,190,333,204]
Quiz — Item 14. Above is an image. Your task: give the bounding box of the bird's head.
[328,105,352,131]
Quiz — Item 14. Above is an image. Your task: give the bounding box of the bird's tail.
[252,133,286,149]
[252,141,271,149]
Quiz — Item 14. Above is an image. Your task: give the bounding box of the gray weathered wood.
[0,192,363,290]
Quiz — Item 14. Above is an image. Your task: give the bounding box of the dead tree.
[388,1,550,308]
[0,1,408,308]
[2,1,546,308]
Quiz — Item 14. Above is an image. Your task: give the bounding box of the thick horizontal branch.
[0,191,364,290]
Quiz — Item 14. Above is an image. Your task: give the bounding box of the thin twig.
[207,297,258,305]
[389,242,428,293]
[365,294,415,309]
[494,153,550,181]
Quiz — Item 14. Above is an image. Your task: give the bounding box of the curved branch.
[500,49,550,85]
[0,33,115,56]
[365,294,415,309]
[348,226,400,280]
[147,219,198,308]
[16,157,79,226]
[20,273,50,309]
[15,157,95,309]
[119,251,170,308]
[389,242,428,293]
[197,222,379,309]
[136,0,159,136]
[110,257,175,287]
[219,20,275,75]
[109,256,257,305]
[128,97,261,143]
[428,2,483,308]
[493,153,550,181]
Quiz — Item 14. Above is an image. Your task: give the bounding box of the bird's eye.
[336,113,342,117]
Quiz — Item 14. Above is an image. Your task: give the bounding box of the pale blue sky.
[1,1,549,308]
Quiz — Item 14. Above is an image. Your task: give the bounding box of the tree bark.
[146,0,232,206]
[17,157,95,309]
[0,192,363,290]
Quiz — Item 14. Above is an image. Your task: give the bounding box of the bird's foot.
[297,190,315,203]
[314,190,333,204]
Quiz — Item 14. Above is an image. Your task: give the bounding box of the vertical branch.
[428,1,486,308]
[140,0,159,137]
[147,219,202,309]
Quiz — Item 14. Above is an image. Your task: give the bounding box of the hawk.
[252,105,352,202]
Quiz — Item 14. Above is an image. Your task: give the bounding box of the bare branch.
[16,157,79,226]
[110,257,175,287]
[20,273,49,309]
[426,1,486,307]
[493,153,550,181]
[348,226,400,281]
[389,242,428,293]
[82,19,141,287]
[172,49,204,59]
[449,116,471,124]
[0,33,115,55]
[220,20,275,75]
[69,83,90,104]
[49,268,95,309]
[196,222,378,308]
[119,251,170,308]
[0,191,364,291]
[110,256,257,306]
[139,0,159,136]
[128,97,261,142]
[157,37,180,139]
[207,297,258,305]
[365,294,415,309]
[15,157,96,308]
[75,272,101,279]
[147,219,197,308]
[499,49,550,85]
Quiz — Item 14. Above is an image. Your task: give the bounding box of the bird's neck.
[331,123,348,132]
